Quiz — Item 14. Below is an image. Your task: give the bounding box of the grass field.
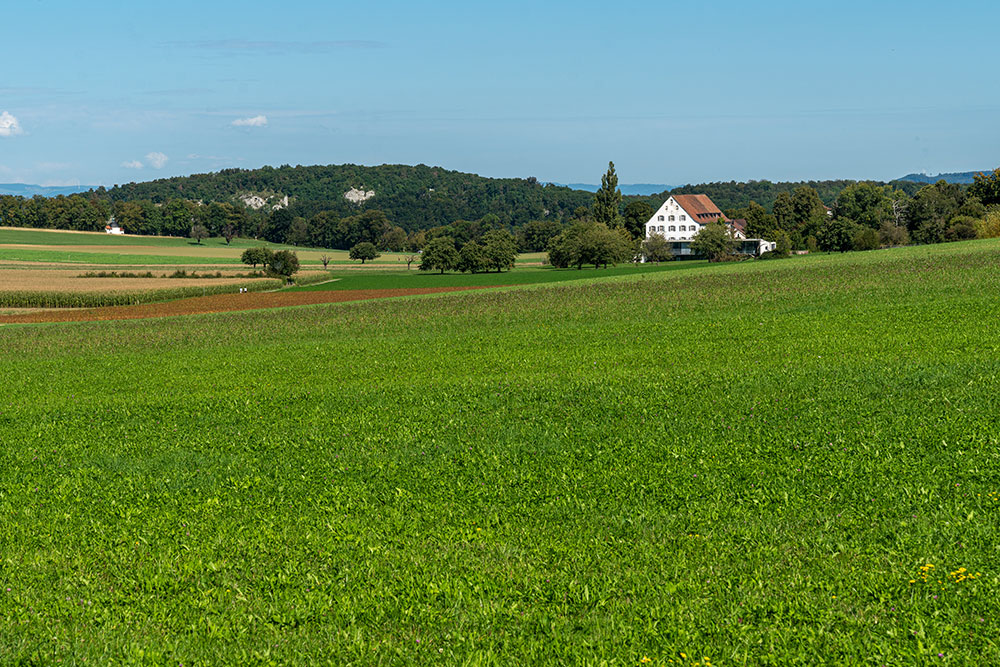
[0,227,418,266]
[2,240,1000,664]
[290,260,705,292]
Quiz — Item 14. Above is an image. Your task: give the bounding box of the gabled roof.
[673,194,728,224]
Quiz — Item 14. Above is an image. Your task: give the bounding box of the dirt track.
[0,286,494,324]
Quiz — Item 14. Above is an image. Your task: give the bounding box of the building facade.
[644,194,775,257]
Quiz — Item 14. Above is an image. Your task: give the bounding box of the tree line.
[2,164,998,263]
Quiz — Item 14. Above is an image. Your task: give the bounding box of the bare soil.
[0,286,496,324]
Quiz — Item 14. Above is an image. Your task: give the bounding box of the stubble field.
[1,240,999,664]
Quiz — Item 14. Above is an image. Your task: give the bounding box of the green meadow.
[290,260,704,291]
[1,241,999,664]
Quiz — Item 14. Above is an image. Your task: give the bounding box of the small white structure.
[644,194,775,258]
[105,218,124,235]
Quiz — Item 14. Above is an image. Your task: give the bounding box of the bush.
[878,222,910,247]
[975,210,1000,239]
[852,227,879,251]
[946,216,979,241]
[641,234,673,263]
[266,250,300,279]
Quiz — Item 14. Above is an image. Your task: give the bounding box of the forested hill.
[98,164,594,230]
[898,171,984,185]
[627,179,925,212]
[95,163,930,229]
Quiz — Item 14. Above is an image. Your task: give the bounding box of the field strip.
[0,285,503,324]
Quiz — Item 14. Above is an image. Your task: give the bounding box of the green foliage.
[419,236,459,273]
[546,221,632,269]
[641,233,673,263]
[731,201,777,239]
[266,249,300,278]
[348,242,380,264]
[690,220,737,261]
[834,182,894,228]
[908,181,985,244]
[631,178,923,213]
[969,167,1000,206]
[818,217,861,252]
[286,217,310,246]
[517,220,563,252]
[975,210,1000,239]
[93,164,594,230]
[877,222,911,247]
[480,229,518,272]
[241,246,273,269]
[189,223,209,244]
[852,226,879,251]
[772,229,792,255]
[378,225,407,252]
[945,216,979,241]
[458,240,488,273]
[623,200,653,240]
[592,161,623,227]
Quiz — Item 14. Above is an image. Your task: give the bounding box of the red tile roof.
[674,194,728,224]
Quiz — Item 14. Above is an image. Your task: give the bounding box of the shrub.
[946,216,979,241]
[266,250,300,279]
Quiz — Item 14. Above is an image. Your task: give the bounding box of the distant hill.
[0,183,96,197]
[556,183,675,196]
[898,171,989,185]
[99,164,594,230]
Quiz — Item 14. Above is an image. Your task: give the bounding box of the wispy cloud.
[232,114,268,128]
[0,111,23,137]
[122,160,144,169]
[146,152,169,169]
[168,39,385,54]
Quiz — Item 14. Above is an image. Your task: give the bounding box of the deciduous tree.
[480,229,518,272]
[349,241,380,264]
[419,237,459,274]
[189,223,209,244]
[690,221,737,261]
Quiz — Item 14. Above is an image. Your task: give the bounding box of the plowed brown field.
[0,286,496,324]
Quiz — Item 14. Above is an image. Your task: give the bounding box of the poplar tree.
[592,161,623,228]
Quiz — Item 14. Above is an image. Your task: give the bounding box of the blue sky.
[1,0,997,187]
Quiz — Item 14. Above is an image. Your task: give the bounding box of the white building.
[105,218,124,235]
[644,194,775,257]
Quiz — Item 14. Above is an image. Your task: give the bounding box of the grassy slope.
[2,241,1000,664]
[290,261,706,291]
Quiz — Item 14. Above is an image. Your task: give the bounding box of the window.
[657,215,664,221]
[680,215,686,220]
[668,215,675,221]
[658,225,664,232]
[668,225,676,232]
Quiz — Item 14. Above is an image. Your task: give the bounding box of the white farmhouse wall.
[645,197,706,241]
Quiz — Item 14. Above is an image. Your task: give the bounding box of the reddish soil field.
[0,286,494,324]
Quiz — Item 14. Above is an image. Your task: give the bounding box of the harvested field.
[0,267,279,293]
[0,285,499,323]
